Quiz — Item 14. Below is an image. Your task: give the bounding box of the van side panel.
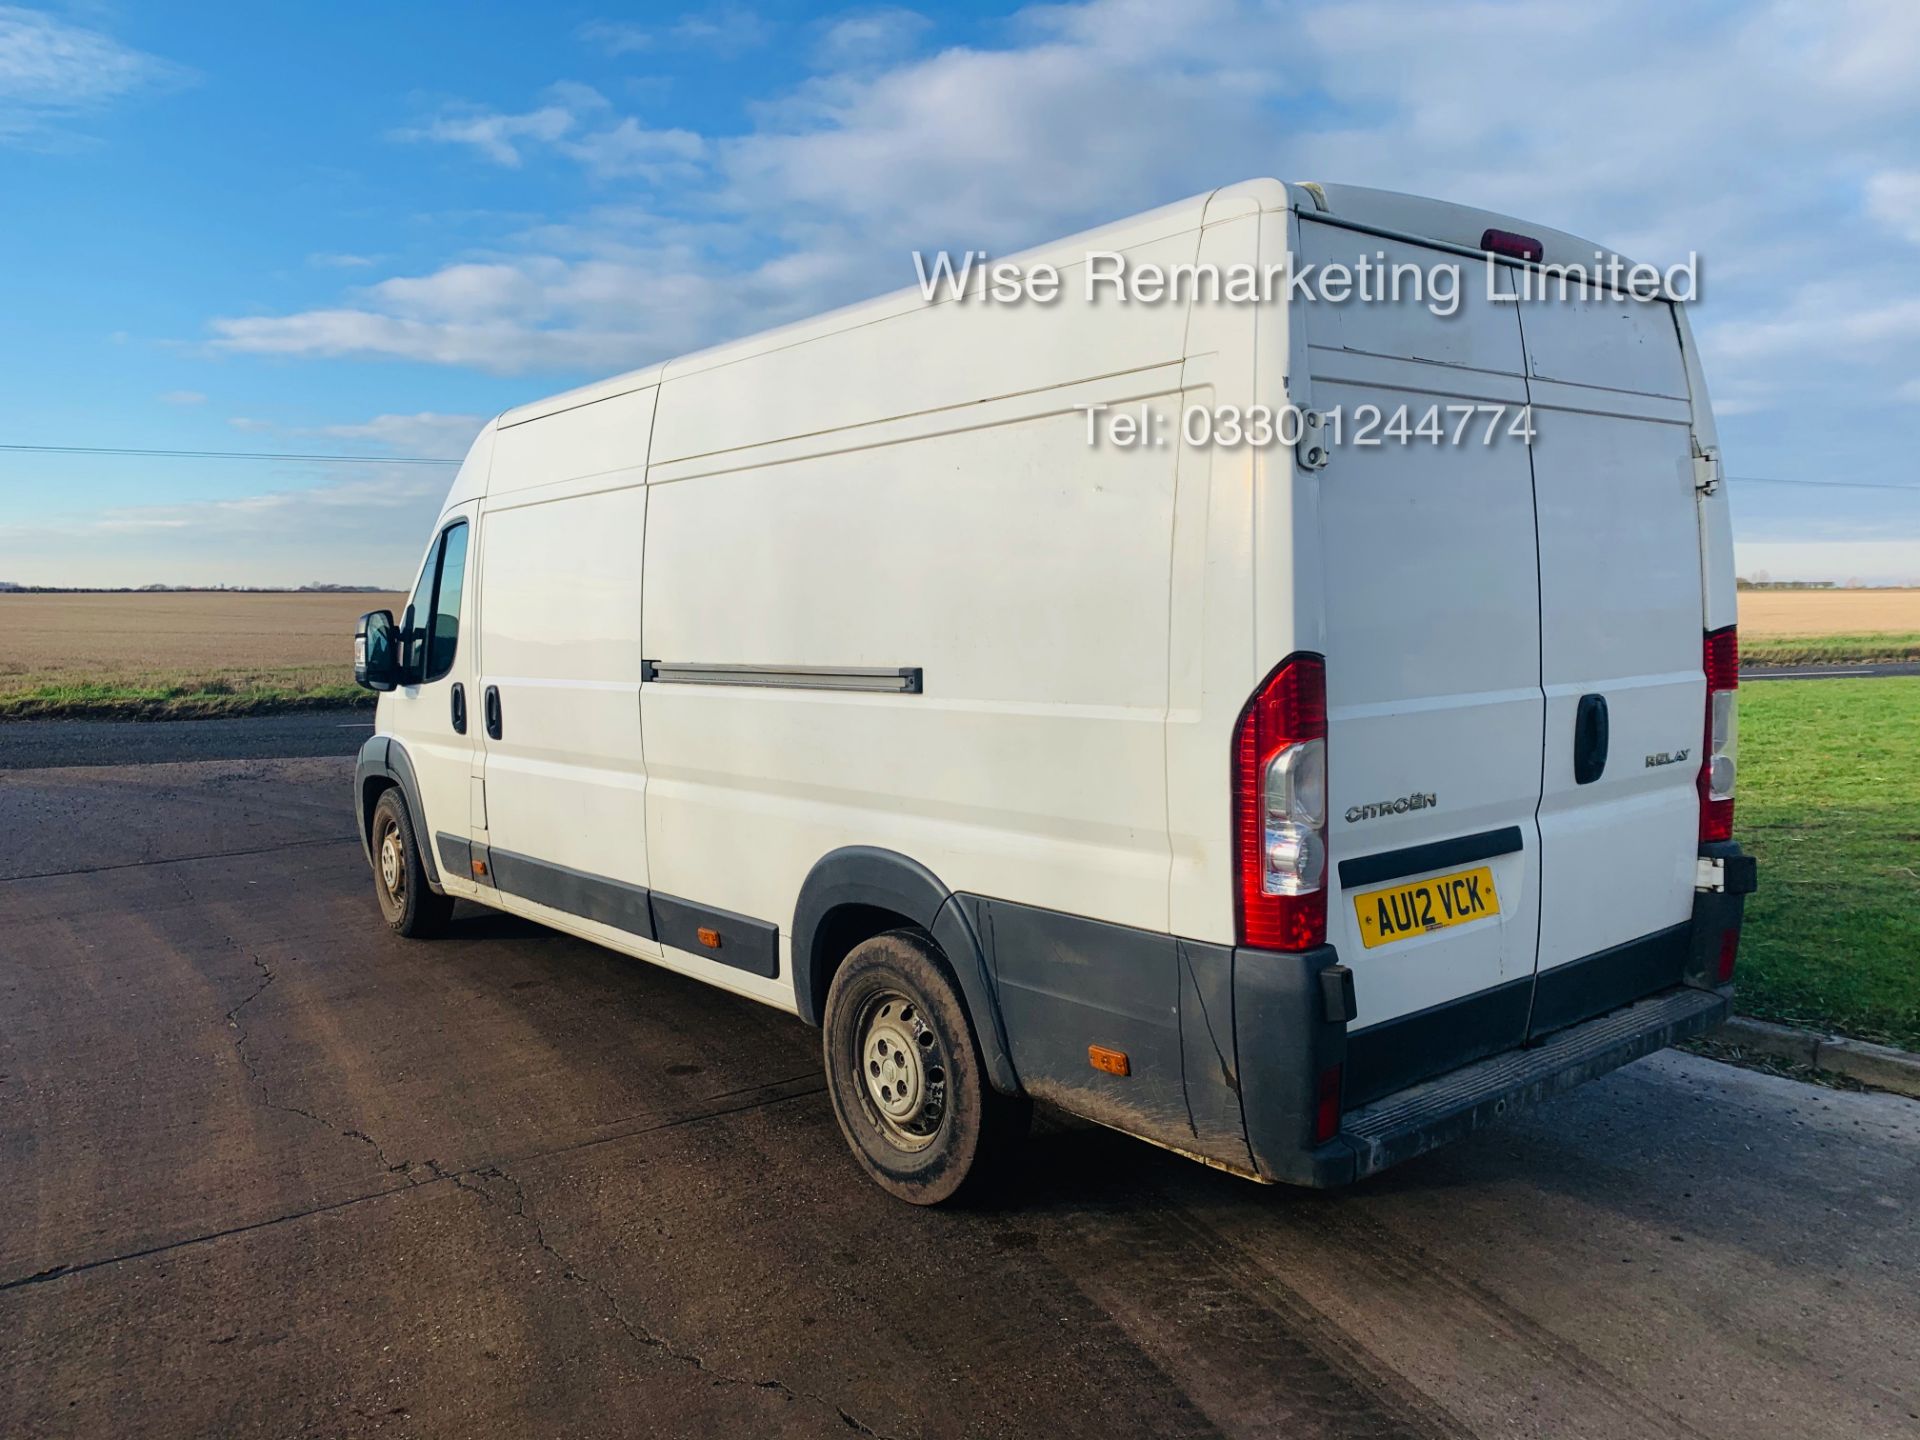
[640,393,1181,936]
[650,212,1214,464]
[1164,205,1269,946]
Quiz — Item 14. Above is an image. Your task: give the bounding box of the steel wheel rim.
[377,819,406,903]
[855,989,945,1151]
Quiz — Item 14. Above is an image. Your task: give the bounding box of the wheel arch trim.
[354,735,443,892]
[792,846,1020,1094]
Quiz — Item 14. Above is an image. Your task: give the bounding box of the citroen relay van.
[352,180,1754,1204]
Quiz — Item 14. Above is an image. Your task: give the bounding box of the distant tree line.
[0,582,390,594]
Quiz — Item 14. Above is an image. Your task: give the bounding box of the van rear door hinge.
[1295,410,1331,472]
[1692,442,1722,496]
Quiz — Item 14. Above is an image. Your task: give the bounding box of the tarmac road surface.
[1,748,1915,1439]
[0,709,371,770]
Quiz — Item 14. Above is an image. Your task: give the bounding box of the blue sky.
[2,0,1918,588]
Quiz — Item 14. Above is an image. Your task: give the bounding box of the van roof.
[496,180,1635,429]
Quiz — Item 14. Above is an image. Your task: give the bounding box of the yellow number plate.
[1353,866,1500,949]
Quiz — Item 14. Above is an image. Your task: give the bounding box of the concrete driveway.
[1,751,1915,1439]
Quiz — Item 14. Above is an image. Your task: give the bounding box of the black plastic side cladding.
[971,896,1189,1147]
[355,734,442,892]
[652,893,778,979]
[1233,944,1355,1187]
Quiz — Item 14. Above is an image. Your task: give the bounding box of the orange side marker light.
[1088,1044,1130,1077]
[696,926,722,950]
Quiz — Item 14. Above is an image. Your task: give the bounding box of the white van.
[352,180,1755,1204]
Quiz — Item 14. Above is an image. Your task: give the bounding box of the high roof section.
[1298,181,1631,270]
[496,179,1636,430]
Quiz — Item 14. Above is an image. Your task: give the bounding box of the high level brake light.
[1481,227,1544,262]
[1233,654,1328,950]
[1699,626,1738,843]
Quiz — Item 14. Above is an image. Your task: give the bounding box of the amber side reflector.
[1088,1044,1130,1077]
[695,926,722,950]
[470,859,488,878]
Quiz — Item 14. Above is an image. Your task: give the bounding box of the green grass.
[1741,632,1920,666]
[1734,677,1920,1049]
[0,674,372,721]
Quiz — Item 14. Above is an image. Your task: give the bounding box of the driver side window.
[402,520,470,683]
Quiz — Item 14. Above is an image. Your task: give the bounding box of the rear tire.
[822,929,1030,1205]
[370,788,454,939]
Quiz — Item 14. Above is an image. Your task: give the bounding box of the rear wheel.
[370,788,454,938]
[823,929,1029,1204]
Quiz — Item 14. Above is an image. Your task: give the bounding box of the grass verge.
[1733,677,1920,1050]
[1741,632,1920,667]
[0,671,371,721]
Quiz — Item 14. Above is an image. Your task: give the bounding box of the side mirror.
[354,610,401,692]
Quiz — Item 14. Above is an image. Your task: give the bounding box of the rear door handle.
[450,682,467,734]
[1573,692,1609,785]
[483,684,503,740]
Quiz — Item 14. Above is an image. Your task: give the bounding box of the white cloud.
[214,412,484,457]
[309,251,379,269]
[310,412,485,459]
[158,389,206,406]
[561,117,708,180]
[210,242,835,374]
[0,5,188,144]
[394,96,583,166]
[812,7,931,68]
[0,469,451,587]
[578,7,770,58]
[1866,169,1920,246]
[670,5,770,56]
[1704,284,1920,365]
[578,19,654,55]
[209,0,1920,422]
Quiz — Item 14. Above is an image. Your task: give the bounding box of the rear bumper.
[1335,984,1727,1181]
[1234,841,1753,1187]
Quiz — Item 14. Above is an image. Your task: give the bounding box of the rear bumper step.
[1339,985,1729,1179]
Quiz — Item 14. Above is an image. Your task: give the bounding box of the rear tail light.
[1233,653,1327,950]
[1698,627,1738,842]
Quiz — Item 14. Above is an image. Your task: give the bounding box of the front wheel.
[369,788,454,938]
[822,929,1029,1205]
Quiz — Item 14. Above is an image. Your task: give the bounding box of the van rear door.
[1298,221,1546,1104]
[1514,284,1704,1033]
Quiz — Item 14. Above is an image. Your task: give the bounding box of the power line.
[0,443,460,465]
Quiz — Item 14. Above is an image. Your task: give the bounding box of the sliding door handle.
[483,684,503,740]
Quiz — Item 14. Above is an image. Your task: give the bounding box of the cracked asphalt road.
[1,752,1916,1439]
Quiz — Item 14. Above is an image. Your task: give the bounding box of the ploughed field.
[1739,587,1920,665]
[0,591,404,720]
